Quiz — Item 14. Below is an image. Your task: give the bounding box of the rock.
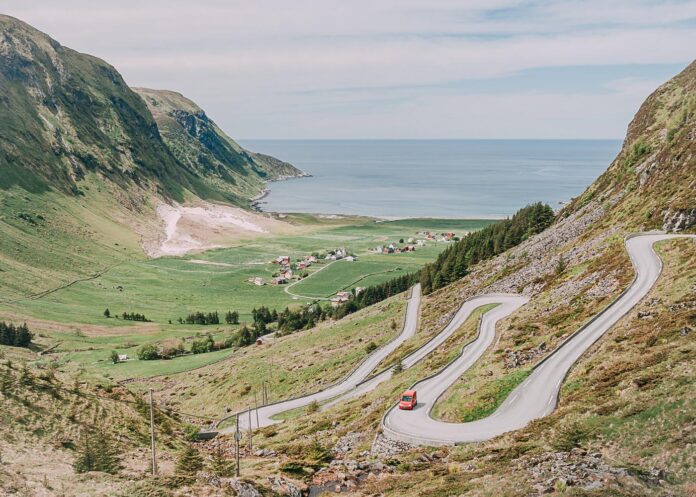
[680,326,692,336]
[254,448,277,457]
[198,473,261,497]
[371,433,415,456]
[662,207,696,232]
[269,475,304,497]
[333,431,364,454]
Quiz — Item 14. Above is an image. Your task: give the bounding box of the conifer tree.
[174,444,204,482]
[210,444,235,477]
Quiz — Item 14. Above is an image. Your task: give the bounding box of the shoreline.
[251,171,312,211]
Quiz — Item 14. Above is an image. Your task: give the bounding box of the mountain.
[134,87,304,201]
[563,60,696,232]
[0,15,301,299]
[0,14,301,205]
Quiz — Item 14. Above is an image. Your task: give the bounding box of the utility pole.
[254,392,260,428]
[235,412,241,477]
[248,407,253,453]
[148,389,157,476]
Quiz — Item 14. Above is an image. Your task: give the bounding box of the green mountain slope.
[134,87,304,202]
[0,15,301,300]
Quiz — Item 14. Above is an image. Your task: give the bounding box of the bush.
[365,341,378,353]
[183,423,200,442]
[110,350,120,364]
[551,419,594,451]
[137,344,160,361]
[307,400,320,413]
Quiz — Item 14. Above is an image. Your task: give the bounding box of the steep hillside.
[0,15,300,300]
[0,14,300,204]
[564,60,696,232]
[0,349,186,496]
[134,87,304,201]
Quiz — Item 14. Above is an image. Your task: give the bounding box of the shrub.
[365,341,378,353]
[183,423,200,442]
[551,419,594,451]
[137,344,160,361]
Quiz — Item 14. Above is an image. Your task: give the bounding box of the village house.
[345,255,357,262]
[272,276,287,285]
[274,255,290,265]
[117,354,129,362]
[248,276,265,286]
[330,291,352,307]
[355,287,365,295]
[416,239,427,247]
[281,269,293,279]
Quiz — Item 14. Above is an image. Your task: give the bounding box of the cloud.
[2,0,693,138]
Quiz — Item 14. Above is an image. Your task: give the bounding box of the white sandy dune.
[147,202,289,258]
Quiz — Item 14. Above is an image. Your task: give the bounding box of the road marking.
[547,396,554,406]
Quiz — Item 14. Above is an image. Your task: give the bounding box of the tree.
[238,326,254,347]
[13,324,32,348]
[73,429,120,474]
[210,445,235,477]
[392,358,404,373]
[174,444,204,482]
[103,308,110,318]
[110,350,120,364]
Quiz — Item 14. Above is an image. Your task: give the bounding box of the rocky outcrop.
[518,449,630,495]
[371,432,415,456]
[197,473,261,496]
[662,207,696,232]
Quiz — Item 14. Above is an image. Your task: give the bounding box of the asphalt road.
[221,233,691,444]
[220,283,422,432]
[382,233,693,445]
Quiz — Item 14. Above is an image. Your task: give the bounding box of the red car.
[399,390,417,410]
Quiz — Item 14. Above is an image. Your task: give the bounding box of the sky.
[2,0,694,139]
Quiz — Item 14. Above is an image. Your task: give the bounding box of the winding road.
[219,284,422,433]
[223,233,692,445]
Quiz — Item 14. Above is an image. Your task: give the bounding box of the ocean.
[240,140,621,219]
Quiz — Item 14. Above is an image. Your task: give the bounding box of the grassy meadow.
[1,215,492,382]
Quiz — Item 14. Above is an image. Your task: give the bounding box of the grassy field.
[3,218,490,326]
[2,216,492,383]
